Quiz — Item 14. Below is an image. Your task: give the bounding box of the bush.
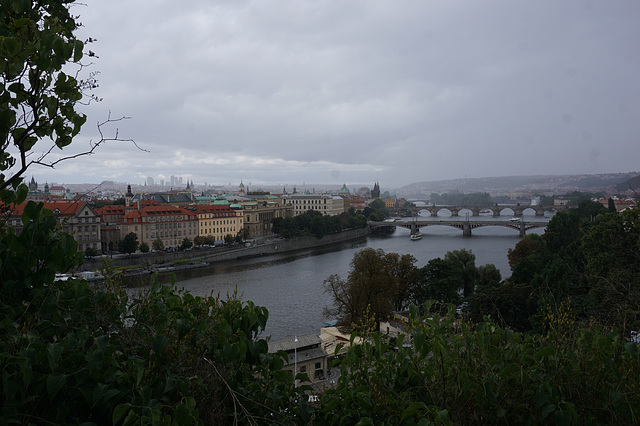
[0,203,311,424]
[318,303,640,425]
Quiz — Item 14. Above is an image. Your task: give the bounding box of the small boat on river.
[410,232,423,241]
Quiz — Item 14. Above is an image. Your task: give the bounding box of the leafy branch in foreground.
[318,303,640,425]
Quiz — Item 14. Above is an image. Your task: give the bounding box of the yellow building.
[189,204,244,242]
[385,198,395,209]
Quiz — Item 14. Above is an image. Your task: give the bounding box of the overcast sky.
[31,0,640,189]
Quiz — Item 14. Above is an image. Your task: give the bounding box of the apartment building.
[6,201,101,252]
[120,205,198,249]
[283,193,348,217]
[188,204,244,242]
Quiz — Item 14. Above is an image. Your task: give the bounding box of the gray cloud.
[30,0,640,188]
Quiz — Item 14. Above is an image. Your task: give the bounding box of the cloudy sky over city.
[34,0,640,189]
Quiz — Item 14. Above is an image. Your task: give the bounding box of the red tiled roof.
[122,205,196,222]
[8,201,87,216]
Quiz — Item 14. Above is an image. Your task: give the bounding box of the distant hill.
[615,174,640,194]
[396,172,639,199]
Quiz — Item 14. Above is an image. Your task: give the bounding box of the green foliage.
[492,202,638,335]
[564,191,605,207]
[84,246,99,257]
[272,209,367,239]
[1,0,88,195]
[317,304,640,424]
[118,232,139,254]
[466,282,538,331]
[410,257,463,306]
[323,248,417,331]
[152,237,164,251]
[444,249,479,297]
[409,249,488,307]
[477,264,501,288]
[180,237,192,250]
[581,209,640,335]
[0,203,310,424]
[139,241,150,253]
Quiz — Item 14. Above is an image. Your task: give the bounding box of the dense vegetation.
[467,200,640,336]
[271,209,367,239]
[317,304,640,425]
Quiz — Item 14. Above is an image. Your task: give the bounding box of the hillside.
[395,172,639,198]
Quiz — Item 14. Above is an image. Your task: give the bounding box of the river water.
[142,213,549,341]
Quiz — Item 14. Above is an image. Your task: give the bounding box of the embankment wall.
[80,228,370,271]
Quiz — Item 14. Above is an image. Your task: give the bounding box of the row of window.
[200,227,236,235]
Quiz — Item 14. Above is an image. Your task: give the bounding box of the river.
[135,213,549,341]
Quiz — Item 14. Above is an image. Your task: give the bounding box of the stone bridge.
[369,219,548,237]
[408,204,559,217]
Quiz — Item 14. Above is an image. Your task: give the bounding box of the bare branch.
[29,113,148,170]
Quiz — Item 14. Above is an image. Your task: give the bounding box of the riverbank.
[79,227,370,277]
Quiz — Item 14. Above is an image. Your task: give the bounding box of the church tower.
[125,184,134,207]
[371,181,381,199]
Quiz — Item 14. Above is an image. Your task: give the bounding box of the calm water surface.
[145,213,548,341]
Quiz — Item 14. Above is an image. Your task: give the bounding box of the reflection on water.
[136,220,547,341]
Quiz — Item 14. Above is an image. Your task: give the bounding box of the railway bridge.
[369,219,548,237]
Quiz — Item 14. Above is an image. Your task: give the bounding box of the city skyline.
[21,1,640,188]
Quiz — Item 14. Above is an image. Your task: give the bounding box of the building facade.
[120,205,198,249]
[283,194,348,217]
[7,201,101,253]
[189,204,244,242]
[268,334,328,383]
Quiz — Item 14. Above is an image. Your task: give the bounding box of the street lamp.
[294,335,298,388]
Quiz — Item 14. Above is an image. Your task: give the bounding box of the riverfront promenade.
[79,228,370,274]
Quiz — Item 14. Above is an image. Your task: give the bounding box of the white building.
[283,193,348,216]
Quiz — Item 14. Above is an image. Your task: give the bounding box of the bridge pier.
[519,223,526,237]
[462,222,472,237]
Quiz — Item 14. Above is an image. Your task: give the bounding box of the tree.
[0,205,311,423]
[224,233,234,245]
[152,237,164,251]
[317,306,640,424]
[139,241,149,253]
[235,228,248,242]
[118,232,139,254]
[477,263,502,287]
[410,257,462,306]
[323,248,417,331]
[0,0,136,203]
[84,246,98,257]
[581,209,640,335]
[181,237,192,250]
[444,249,479,297]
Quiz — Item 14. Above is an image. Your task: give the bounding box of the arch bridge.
[408,204,558,217]
[369,219,547,237]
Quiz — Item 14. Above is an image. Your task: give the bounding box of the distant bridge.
[407,204,559,217]
[369,219,548,237]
